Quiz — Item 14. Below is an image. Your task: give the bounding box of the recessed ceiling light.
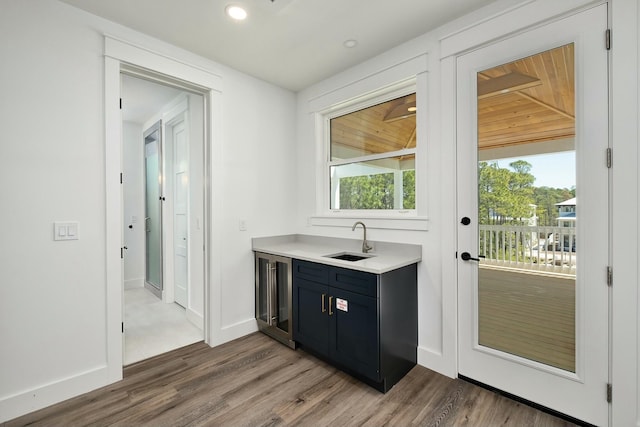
[343,39,358,48]
[226,5,247,21]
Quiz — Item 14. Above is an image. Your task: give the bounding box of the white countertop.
[252,234,421,274]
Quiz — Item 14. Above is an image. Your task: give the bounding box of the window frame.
[319,80,419,218]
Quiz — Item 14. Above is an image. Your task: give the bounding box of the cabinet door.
[329,287,379,381]
[293,277,329,357]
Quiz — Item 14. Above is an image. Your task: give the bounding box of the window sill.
[309,215,428,231]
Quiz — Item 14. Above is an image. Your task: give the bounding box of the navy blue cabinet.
[292,259,417,392]
[293,277,329,356]
[329,286,379,382]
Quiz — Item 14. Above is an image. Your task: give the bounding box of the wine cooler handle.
[269,263,277,325]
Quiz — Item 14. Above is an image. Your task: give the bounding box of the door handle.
[321,293,327,313]
[268,263,277,326]
[266,262,272,326]
[328,296,333,316]
[461,252,485,262]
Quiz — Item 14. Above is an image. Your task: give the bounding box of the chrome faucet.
[352,221,373,253]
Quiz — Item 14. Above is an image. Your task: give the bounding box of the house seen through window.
[329,92,416,211]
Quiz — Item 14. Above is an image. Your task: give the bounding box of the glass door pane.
[144,121,163,291]
[256,256,269,324]
[275,260,290,332]
[476,44,576,372]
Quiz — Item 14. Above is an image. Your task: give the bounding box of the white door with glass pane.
[457,5,609,426]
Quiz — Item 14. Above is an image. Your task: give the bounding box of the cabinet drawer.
[329,266,378,297]
[293,259,329,284]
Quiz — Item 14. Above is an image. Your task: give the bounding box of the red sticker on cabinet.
[336,298,348,312]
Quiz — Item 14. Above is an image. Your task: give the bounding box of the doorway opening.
[121,73,205,365]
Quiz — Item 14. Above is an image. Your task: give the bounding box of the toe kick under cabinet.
[292,259,417,393]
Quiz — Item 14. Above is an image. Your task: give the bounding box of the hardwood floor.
[5,333,577,427]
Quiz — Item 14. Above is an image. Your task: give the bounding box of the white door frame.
[104,36,223,380]
[455,4,609,426]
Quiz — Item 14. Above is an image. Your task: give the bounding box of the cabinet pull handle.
[270,263,278,325]
[266,262,273,326]
[328,296,333,316]
[321,293,326,313]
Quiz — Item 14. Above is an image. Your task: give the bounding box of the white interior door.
[457,5,609,426]
[172,118,189,308]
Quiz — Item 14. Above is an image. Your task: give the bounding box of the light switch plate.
[54,221,79,241]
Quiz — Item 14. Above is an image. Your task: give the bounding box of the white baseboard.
[186,308,204,330]
[417,345,457,379]
[0,365,113,423]
[124,277,144,290]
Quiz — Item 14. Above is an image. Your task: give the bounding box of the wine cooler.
[255,252,295,348]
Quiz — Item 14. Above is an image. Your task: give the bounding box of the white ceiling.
[60,0,497,92]
[121,74,185,124]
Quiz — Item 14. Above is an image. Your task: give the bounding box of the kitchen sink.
[325,252,374,262]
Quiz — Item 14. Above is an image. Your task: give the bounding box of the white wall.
[295,1,639,426]
[1,0,637,425]
[0,0,296,422]
[0,0,110,419]
[219,72,298,327]
[123,121,145,288]
[296,35,449,373]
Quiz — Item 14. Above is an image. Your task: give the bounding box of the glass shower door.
[144,121,163,293]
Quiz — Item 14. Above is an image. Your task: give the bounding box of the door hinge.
[607,266,613,287]
[607,383,612,403]
[120,172,123,184]
[119,98,122,109]
[605,29,611,50]
[122,322,124,333]
[606,148,612,168]
[120,247,124,259]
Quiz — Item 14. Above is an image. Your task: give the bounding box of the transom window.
[327,91,417,212]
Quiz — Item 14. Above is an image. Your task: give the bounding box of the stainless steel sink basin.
[324,252,375,262]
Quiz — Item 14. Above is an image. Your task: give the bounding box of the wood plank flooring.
[5,333,577,427]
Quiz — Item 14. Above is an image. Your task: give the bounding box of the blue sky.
[493,151,576,189]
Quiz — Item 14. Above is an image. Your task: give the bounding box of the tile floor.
[124,287,203,365]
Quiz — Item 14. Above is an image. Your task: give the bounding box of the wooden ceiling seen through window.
[477,43,575,150]
[329,44,574,159]
[330,93,416,160]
